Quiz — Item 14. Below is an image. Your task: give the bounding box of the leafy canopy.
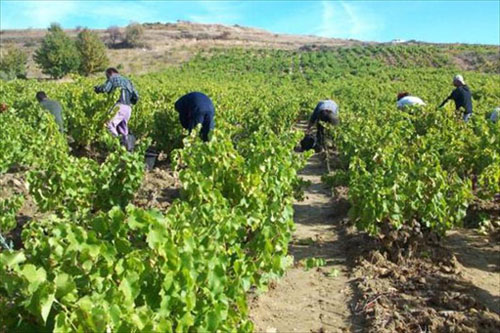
[34,23,80,79]
[76,29,109,76]
[0,46,28,81]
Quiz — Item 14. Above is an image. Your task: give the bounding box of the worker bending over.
[307,99,339,152]
[396,92,425,110]
[36,91,64,133]
[175,91,215,142]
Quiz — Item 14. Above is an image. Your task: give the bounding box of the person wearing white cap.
[396,92,426,110]
[439,74,473,121]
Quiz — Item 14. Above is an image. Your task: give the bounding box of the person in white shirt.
[396,92,426,110]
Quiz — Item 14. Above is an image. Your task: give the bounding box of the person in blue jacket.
[175,92,215,142]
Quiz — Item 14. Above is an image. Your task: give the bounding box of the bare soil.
[0,170,44,249]
[348,228,500,333]
[249,153,363,332]
[445,229,500,314]
[133,159,180,211]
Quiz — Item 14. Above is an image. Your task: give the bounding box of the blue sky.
[1,1,499,44]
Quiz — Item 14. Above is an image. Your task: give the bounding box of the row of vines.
[0,52,309,331]
[1,45,499,331]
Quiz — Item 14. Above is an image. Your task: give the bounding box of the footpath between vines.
[249,152,363,332]
[249,141,499,332]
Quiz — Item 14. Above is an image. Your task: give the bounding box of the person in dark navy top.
[439,74,473,122]
[174,92,215,142]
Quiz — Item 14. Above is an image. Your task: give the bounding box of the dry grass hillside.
[1,21,363,78]
[1,21,498,78]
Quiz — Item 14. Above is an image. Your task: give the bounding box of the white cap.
[453,74,465,85]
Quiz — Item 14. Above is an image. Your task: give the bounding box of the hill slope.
[1,21,499,78]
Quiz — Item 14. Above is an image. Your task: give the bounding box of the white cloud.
[1,1,78,29]
[315,1,383,41]
[317,1,338,37]
[0,0,165,29]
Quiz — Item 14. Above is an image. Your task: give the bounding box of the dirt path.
[250,153,360,332]
[446,229,500,314]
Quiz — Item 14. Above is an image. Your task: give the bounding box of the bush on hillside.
[34,23,80,79]
[124,23,145,48]
[106,25,123,46]
[76,29,109,76]
[0,46,28,80]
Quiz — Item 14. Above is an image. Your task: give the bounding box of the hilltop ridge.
[1,21,498,78]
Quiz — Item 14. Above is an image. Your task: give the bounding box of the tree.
[34,23,80,79]
[125,23,144,48]
[0,46,28,80]
[76,29,109,76]
[106,25,122,46]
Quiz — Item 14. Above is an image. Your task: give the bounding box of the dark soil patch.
[69,142,108,164]
[345,232,500,332]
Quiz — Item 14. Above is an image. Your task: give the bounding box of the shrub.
[0,46,28,80]
[106,25,122,46]
[76,29,109,76]
[34,23,80,79]
[124,23,145,48]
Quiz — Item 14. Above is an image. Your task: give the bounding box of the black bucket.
[300,134,316,151]
[145,149,159,171]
